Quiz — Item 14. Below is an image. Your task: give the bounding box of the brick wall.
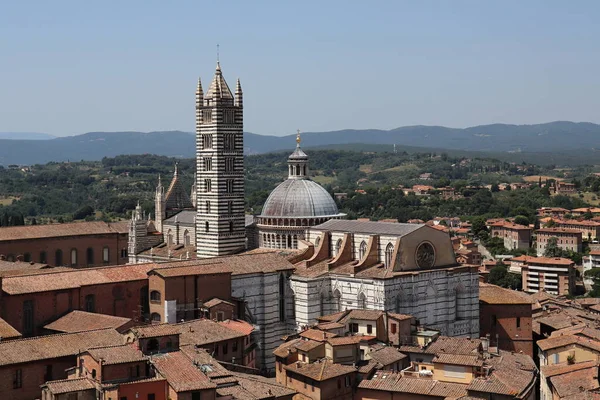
[0,234,128,267]
[479,303,533,357]
[0,357,75,400]
[1,280,147,337]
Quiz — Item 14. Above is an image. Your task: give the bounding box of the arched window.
[358,292,367,309]
[70,249,78,266]
[333,290,342,312]
[335,239,343,257]
[385,243,394,268]
[150,290,161,302]
[55,249,63,266]
[229,221,234,233]
[183,230,190,246]
[287,235,292,248]
[167,229,173,245]
[102,247,109,264]
[86,248,94,266]
[150,314,161,324]
[279,274,286,322]
[228,201,233,214]
[85,294,95,313]
[39,251,47,264]
[205,222,209,232]
[303,165,307,175]
[296,165,300,175]
[359,240,367,261]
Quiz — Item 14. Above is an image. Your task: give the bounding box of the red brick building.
[0,263,155,337]
[0,328,121,400]
[479,283,534,357]
[0,221,129,267]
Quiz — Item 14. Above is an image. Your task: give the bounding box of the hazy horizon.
[2,1,599,137]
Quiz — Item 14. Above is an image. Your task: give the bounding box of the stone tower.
[155,175,165,233]
[195,63,246,258]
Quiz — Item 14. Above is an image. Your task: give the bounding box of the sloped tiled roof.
[358,372,468,398]
[219,372,296,399]
[164,173,194,211]
[44,310,132,333]
[299,328,337,341]
[541,360,598,378]
[273,338,303,358]
[538,334,600,352]
[129,318,247,346]
[0,328,122,366]
[43,377,96,394]
[0,220,128,241]
[468,351,537,397]
[284,360,356,381]
[433,353,483,367]
[549,365,600,398]
[152,351,216,392]
[3,263,157,294]
[479,283,533,305]
[86,344,146,365]
[312,219,423,236]
[0,317,21,339]
[369,346,406,366]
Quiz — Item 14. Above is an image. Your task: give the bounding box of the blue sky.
[1,1,599,136]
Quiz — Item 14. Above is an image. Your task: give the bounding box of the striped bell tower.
[195,62,246,258]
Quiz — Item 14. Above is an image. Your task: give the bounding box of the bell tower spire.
[195,61,246,258]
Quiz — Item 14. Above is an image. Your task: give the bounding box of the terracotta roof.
[44,311,132,333]
[467,351,537,397]
[541,360,598,378]
[327,336,376,346]
[424,336,482,355]
[433,353,483,367]
[523,256,574,266]
[179,345,230,378]
[43,377,96,394]
[369,346,406,366]
[549,365,600,398]
[317,311,347,322]
[129,318,247,346]
[315,322,345,330]
[358,372,468,398]
[2,263,157,294]
[339,309,385,323]
[479,283,533,305]
[299,328,337,341]
[537,227,583,235]
[0,328,122,366]
[490,222,531,230]
[538,334,600,352]
[273,338,303,358]
[151,351,216,392]
[149,252,296,277]
[203,298,234,308]
[0,220,128,241]
[86,344,146,365]
[218,319,254,336]
[0,260,52,276]
[284,360,356,381]
[295,339,323,352]
[219,372,296,399]
[0,317,21,339]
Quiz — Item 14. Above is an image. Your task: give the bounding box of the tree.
[513,215,530,227]
[585,268,600,297]
[471,216,488,238]
[490,183,500,193]
[544,237,563,258]
[488,264,522,290]
[73,205,94,220]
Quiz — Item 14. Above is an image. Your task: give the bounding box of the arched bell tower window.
[385,243,394,268]
[358,292,367,309]
[335,239,343,257]
[359,241,367,261]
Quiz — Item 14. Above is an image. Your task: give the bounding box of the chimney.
[16,255,23,262]
[323,331,326,340]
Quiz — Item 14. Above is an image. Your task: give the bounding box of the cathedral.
[127,62,480,366]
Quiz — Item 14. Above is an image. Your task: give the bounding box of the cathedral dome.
[261,179,341,218]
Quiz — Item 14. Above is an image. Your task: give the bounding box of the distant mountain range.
[0,132,55,140]
[0,121,599,166]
